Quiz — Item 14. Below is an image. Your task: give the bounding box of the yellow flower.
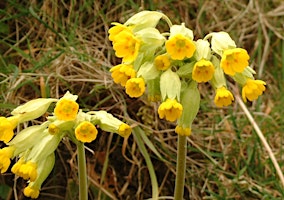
[118,123,132,138]
[165,34,196,60]
[192,59,215,83]
[23,153,55,199]
[158,98,183,122]
[0,146,15,173]
[15,161,38,182]
[75,121,98,143]
[154,54,171,71]
[0,116,19,143]
[110,64,136,87]
[220,48,250,75]
[108,23,129,43]
[113,30,141,63]
[125,77,146,98]
[23,185,40,199]
[214,86,234,107]
[242,79,266,102]
[175,126,191,136]
[54,99,79,121]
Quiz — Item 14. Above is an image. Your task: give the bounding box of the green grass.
[0,0,284,199]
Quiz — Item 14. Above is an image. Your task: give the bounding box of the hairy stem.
[174,135,187,200]
[77,142,88,200]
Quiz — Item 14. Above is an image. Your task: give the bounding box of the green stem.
[77,141,88,200]
[174,135,187,200]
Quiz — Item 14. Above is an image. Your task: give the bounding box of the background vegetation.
[0,0,283,199]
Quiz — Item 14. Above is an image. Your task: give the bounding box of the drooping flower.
[118,123,132,138]
[192,59,215,83]
[214,86,234,107]
[165,34,196,60]
[54,99,79,121]
[175,126,191,136]
[0,116,19,143]
[154,54,171,71]
[110,64,136,87]
[89,111,132,138]
[23,153,55,199]
[242,79,266,102]
[125,77,146,98]
[15,161,38,182]
[23,185,40,199]
[0,146,15,173]
[158,98,183,122]
[75,121,98,143]
[108,23,130,43]
[113,31,141,63]
[220,48,250,76]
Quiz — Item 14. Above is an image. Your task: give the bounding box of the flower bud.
[208,31,236,56]
[176,82,200,136]
[89,111,131,138]
[11,98,57,123]
[160,69,181,101]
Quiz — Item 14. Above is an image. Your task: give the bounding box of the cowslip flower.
[23,153,55,199]
[54,99,79,121]
[165,34,196,60]
[220,48,250,76]
[175,126,191,136]
[158,98,183,122]
[110,64,136,87]
[75,121,98,143]
[113,30,141,63]
[192,59,215,83]
[90,111,132,138]
[118,123,132,137]
[242,79,266,102]
[214,86,234,107]
[0,116,19,143]
[154,54,171,71]
[125,77,146,98]
[0,146,15,173]
[108,22,130,43]
[12,160,38,182]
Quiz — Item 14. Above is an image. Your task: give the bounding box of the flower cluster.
[109,11,266,136]
[0,91,131,199]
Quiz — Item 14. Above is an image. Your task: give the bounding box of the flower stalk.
[77,141,88,200]
[174,135,187,200]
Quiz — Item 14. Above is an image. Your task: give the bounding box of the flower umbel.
[75,121,98,143]
[110,64,136,87]
[192,59,215,83]
[214,86,234,107]
[54,99,79,121]
[166,34,196,60]
[242,79,266,102]
[220,48,250,76]
[125,77,146,98]
[158,98,183,122]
